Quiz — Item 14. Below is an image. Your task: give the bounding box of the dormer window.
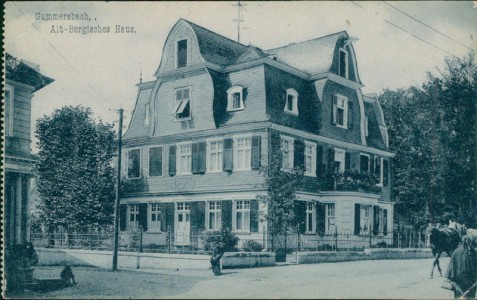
[284,88,298,115]
[177,39,188,68]
[227,86,245,111]
[339,48,348,79]
[173,87,191,120]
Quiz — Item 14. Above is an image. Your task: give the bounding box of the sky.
[4,1,477,152]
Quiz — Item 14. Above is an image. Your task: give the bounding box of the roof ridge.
[265,30,347,52]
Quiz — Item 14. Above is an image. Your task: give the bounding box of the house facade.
[120,19,394,250]
[3,53,54,250]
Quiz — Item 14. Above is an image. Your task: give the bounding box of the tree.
[35,105,117,232]
[256,149,304,251]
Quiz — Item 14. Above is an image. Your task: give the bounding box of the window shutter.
[190,201,205,233]
[370,155,374,177]
[332,95,337,125]
[316,145,323,177]
[168,145,176,176]
[328,148,335,172]
[354,204,361,235]
[139,203,148,231]
[192,143,199,174]
[383,159,389,186]
[360,155,368,173]
[374,157,381,184]
[269,130,281,164]
[198,142,206,173]
[345,152,351,171]
[223,138,233,172]
[221,200,232,230]
[383,209,388,235]
[293,200,307,234]
[250,200,259,233]
[294,140,305,169]
[373,206,379,236]
[348,100,353,129]
[160,203,167,232]
[165,202,175,233]
[316,203,326,236]
[251,136,261,170]
[120,204,127,231]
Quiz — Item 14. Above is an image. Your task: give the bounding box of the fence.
[31,227,430,254]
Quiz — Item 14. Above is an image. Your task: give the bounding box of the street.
[11,257,454,299]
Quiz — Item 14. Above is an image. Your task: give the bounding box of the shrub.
[243,240,264,252]
[202,227,239,253]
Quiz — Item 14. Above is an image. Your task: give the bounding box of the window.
[280,136,294,170]
[226,86,245,111]
[149,203,161,231]
[128,204,139,230]
[365,116,369,137]
[339,48,348,79]
[234,200,250,232]
[306,202,316,234]
[334,148,345,173]
[144,104,150,126]
[173,87,191,120]
[326,203,336,235]
[177,202,191,211]
[207,201,222,230]
[379,208,384,234]
[127,149,141,178]
[304,142,317,177]
[177,39,188,68]
[374,156,383,186]
[207,140,223,173]
[5,84,14,137]
[332,95,349,128]
[235,136,252,170]
[284,88,298,115]
[177,143,192,175]
[149,147,163,177]
[360,154,370,173]
[360,205,370,235]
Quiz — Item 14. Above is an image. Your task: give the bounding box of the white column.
[15,175,23,244]
[25,176,31,243]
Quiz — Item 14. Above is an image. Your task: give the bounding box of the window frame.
[339,48,349,79]
[148,203,162,232]
[374,156,384,187]
[206,138,224,173]
[305,202,316,234]
[334,148,346,173]
[333,94,349,129]
[325,203,336,235]
[144,103,150,126]
[226,86,245,112]
[284,88,299,115]
[4,84,14,137]
[232,200,251,233]
[176,38,188,68]
[234,134,253,171]
[360,153,370,173]
[280,135,295,170]
[173,86,192,121]
[360,205,371,235]
[206,201,223,231]
[304,141,317,177]
[176,142,193,175]
[128,204,140,230]
[127,148,141,179]
[148,146,164,177]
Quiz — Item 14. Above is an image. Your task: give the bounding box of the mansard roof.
[363,94,389,151]
[5,53,54,92]
[123,83,153,140]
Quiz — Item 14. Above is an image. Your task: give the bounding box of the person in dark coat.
[445,236,477,299]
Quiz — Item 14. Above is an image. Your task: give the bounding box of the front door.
[175,202,190,245]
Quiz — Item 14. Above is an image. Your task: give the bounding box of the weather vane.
[232,1,247,43]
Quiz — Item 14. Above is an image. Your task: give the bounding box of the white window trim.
[339,48,349,79]
[206,138,224,174]
[205,201,222,231]
[147,145,164,178]
[305,202,316,234]
[175,38,189,69]
[148,203,162,232]
[334,94,349,129]
[232,199,251,233]
[233,134,253,171]
[360,205,371,235]
[360,153,370,173]
[126,147,142,179]
[334,148,346,173]
[226,86,245,112]
[127,204,139,230]
[280,135,295,170]
[176,141,193,175]
[325,203,336,235]
[375,156,384,187]
[173,86,192,121]
[144,103,150,126]
[5,84,14,137]
[284,88,299,115]
[304,141,317,177]
[365,116,369,137]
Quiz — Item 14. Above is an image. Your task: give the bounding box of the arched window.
[227,86,245,111]
[284,88,299,115]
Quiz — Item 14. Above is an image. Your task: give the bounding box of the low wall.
[297,248,433,264]
[222,252,276,269]
[36,248,210,270]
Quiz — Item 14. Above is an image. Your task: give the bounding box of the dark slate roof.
[264,32,347,75]
[5,53,54,92]
[364,101,387,150]
[123,86,152,140]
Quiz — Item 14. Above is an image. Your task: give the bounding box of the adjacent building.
[120,19,394,250]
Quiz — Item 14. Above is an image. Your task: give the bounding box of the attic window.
[177,39,188,68]
[173,87,191,120]
[284,88,299,115]
[339,48,349,79]
[227,86,245,112]
[332,94,349,128]
[144,104,150,126]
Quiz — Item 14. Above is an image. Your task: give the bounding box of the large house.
[120,19,394,250]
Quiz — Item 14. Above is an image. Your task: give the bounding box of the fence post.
[139,227,143,253]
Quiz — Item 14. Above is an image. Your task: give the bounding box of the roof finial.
[233,1,246,43]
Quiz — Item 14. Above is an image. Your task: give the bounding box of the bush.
[202,227,239,253]
[243,240,264,252]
